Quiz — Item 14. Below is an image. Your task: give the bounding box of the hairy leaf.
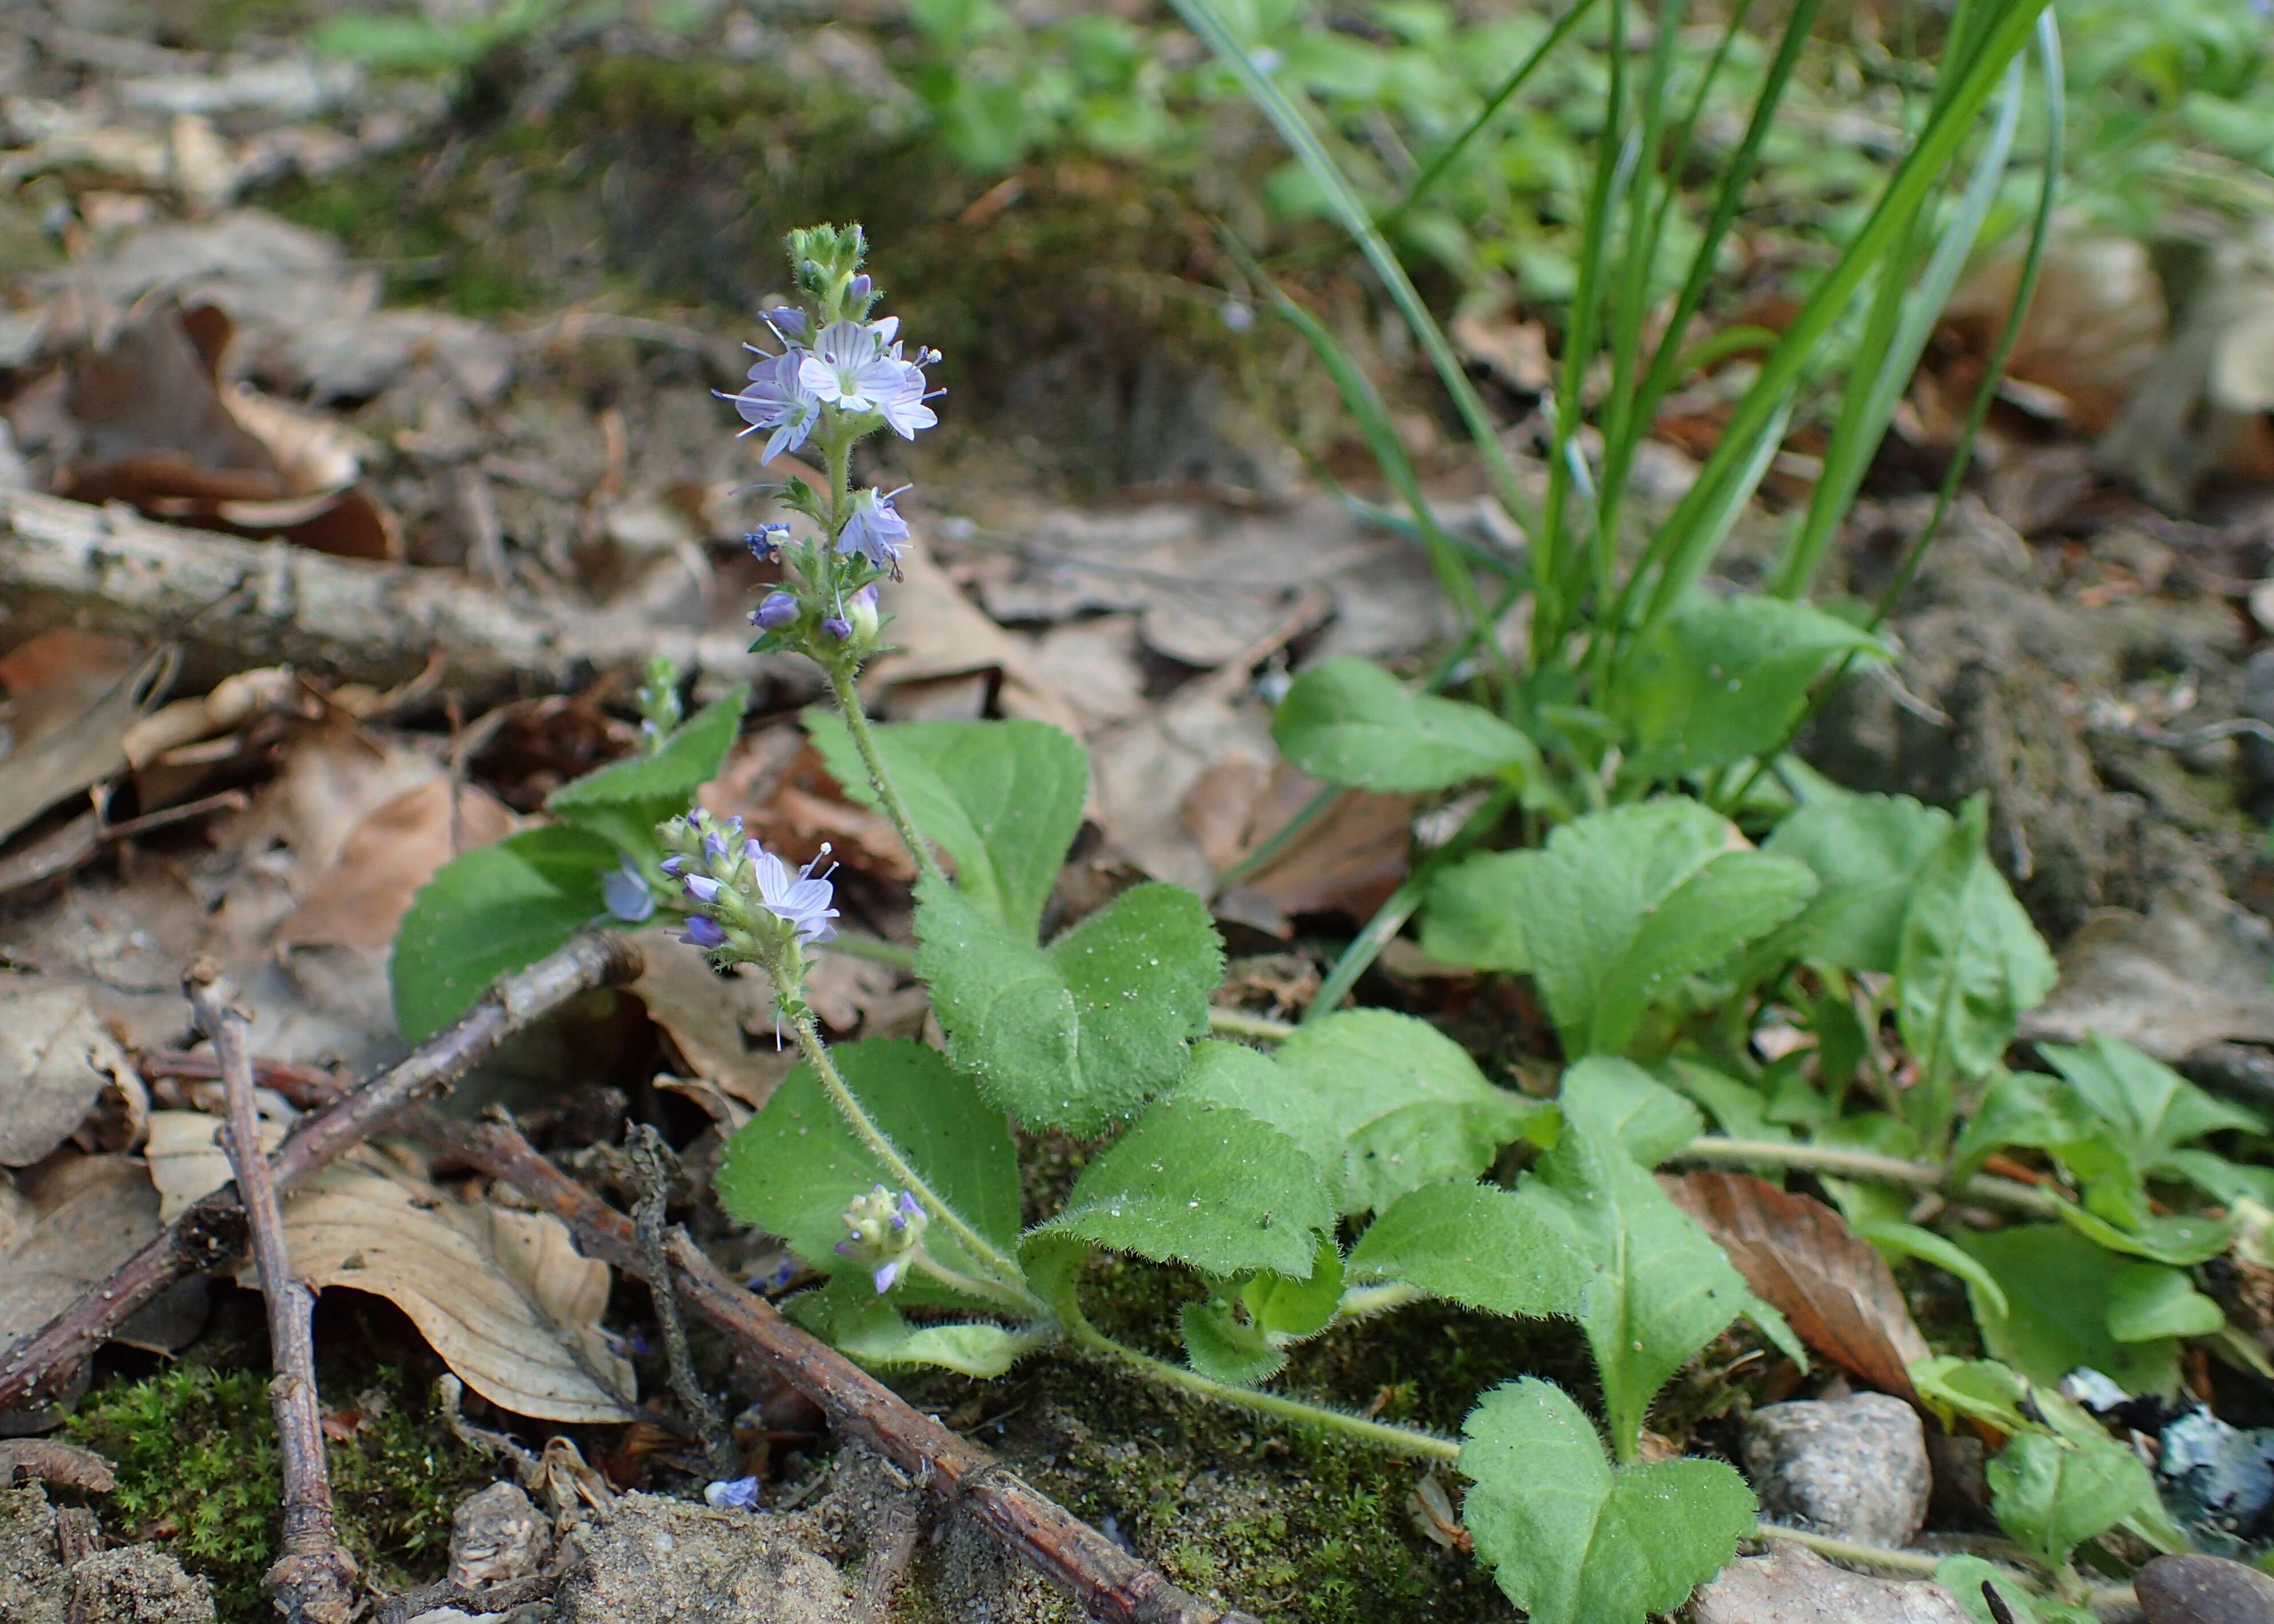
[1271,1009,1544,1215]
[1895,797,2056,1135]
[788,1281,1039,1378]
[1419,847,1543,973]
[1181,1300,1286,1386]
[715,1040,1020,1299]
[1952,1225,2181,1396]
[1663,1170,1930,1401]
[805,713,1087,938]
[1036,1094,1335,1280]
[1572,1057,1702,1166]
[1609,594,1889,782]
[547,686,746,854]
[1243,1236,1345,1340]
[1431,801,1815,1053]
[918,877,1221,1134]
[1524,1078,1802,1455]
[390,825,615,1040]
[1759,791,1951,974]
[1347,1180,1586,1319]
[1273,658,1544,794]
[1986,1431,2154,1570]
[1173,1040,1343,1183]
[1460,1378,1756,1624]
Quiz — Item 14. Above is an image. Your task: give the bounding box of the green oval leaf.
[1272,658,1542,794]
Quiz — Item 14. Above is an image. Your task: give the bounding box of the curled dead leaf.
[1663,1169,1930,1403]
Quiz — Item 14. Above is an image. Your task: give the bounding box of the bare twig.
[626,1125,738,1479]
[187,961,359,1624]
[0,487,790,694]
[415,1114,1263,1624]
[0,934,642,1416]
[375,1573,562,1624]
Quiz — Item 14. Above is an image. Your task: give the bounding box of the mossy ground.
[60,1303,494,1620]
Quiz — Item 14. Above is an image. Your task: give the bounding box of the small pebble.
[1741,1392,1932,1545]
[2137,1554,2274,1624]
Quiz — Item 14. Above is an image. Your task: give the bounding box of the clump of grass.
[63,1363,494,1614]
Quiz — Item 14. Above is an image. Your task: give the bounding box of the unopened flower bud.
[752,591,798,631]
[681,916,727,949]
[832,1183,927,1294]
[821,615,853,642]
[761,307,806,340]
[848,273,872,304]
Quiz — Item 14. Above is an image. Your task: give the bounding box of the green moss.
[62,1362,492,1615]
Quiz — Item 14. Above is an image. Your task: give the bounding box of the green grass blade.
[1770,52,2026,598]
[1628,0,2053,638]
[1171,0,1538,540]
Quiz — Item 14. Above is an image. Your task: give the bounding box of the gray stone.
[1742,1392,1932,1546]
[2137,1553,2274,1624]
[1687,1546,1969,1624]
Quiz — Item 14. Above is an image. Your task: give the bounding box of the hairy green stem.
[908,1252,1039,1316]
[1206,1008,1299,1043]
[1675,1138,2063,1217]
[771,966,1033,1302]
[824,664,950,891]
[1060,1296,1461,1463]
[1335,1282,1426,1322]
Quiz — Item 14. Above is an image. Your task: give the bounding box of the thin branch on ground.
[412,1112,1263,1624]
[186,960,358,1624]
[0,934,642,1416]
[375,1573,563,1624]
[627,1125,740,1479]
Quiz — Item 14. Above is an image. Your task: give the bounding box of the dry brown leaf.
[863,531,1086,738]
[276,778,517,951]
[146,1106,283,1223]
[0,644,178,847]
[1187,761,1414,933]
[628,928,795,1110]
[1662,1169,1930,1403]
[0,1153,202,1358]
[148,1112,634,1421]
[0,984,147,1167]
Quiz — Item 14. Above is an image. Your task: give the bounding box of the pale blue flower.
[601,857,654,922]
[838,486,909,568]
[728,350,818,463]
[872,1261,900,1293]
[761,307,806,341]
[747,842,838,945]
[799,320,908,415]
[745,523,790,560]
[704,1476,761,1510]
